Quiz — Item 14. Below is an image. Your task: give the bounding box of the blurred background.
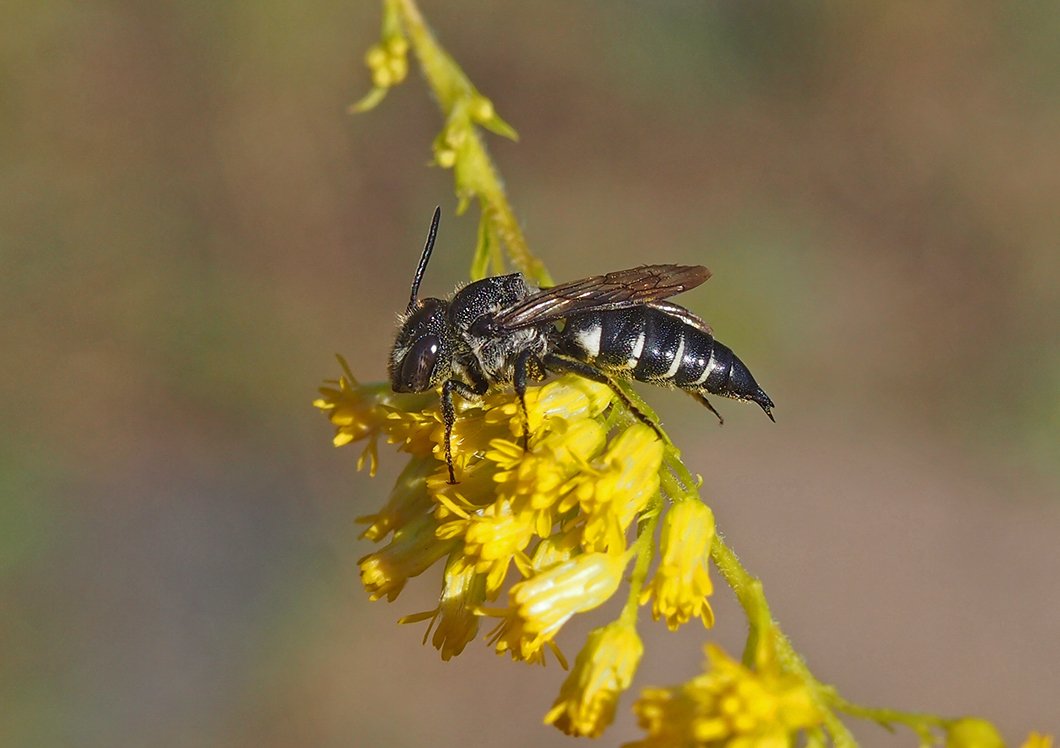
[2,1,1058,745]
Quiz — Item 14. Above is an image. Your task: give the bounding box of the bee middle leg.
[542,353,666,442]
[441,374,489,484]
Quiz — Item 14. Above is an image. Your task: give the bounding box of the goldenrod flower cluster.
[316,357,720,735]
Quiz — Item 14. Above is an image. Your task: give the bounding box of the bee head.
[389,297,451,393]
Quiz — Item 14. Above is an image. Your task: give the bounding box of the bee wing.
[646,300,713,336]
[492,264,711,330]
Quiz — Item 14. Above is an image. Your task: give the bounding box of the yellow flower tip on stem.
[371,66,394,89]
[385,35,408,57]
[544,621,644,737]
[434,148,457,169]
[355,439,380,476]
[387,56,408,84]
[1021,733,1055,748]
[641,499,717,630]
[365,43,388,68]
[945,718,1006,748]
[470,95,495,123]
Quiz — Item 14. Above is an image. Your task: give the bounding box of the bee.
[389,208,775,483]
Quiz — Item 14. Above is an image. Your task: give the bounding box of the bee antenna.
[407,206,441,312]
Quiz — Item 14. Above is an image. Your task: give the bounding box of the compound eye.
[399,335,440,392]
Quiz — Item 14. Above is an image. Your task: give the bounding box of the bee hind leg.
[542,354,666,442]
[689,392,724,425]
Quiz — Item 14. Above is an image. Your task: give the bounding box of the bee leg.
[441,375,489,484]
[513,351,546,452]
[542,354,666,441]
[690,392,724,425]
[439,381,459,484]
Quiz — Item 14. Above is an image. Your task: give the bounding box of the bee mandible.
[389,208,775,484]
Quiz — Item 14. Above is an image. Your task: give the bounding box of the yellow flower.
[544,621,643,737]
[570,423,663,552]
[522,376,614,437]
[528,526,582,574]
[945,718,1005,748]
[358,512,456,602]
[364,34,409,89]
[315,356,442,471]
[488,419,608,537]
[401,553,486,661]
[1021,733,1054,748]
[627,644,822,748]
[379,406,440,459]
[436,497,536,596]
[488,551,631,664]
[641,499,717,630]
[313,357,395,474]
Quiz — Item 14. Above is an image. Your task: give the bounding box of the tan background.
[2,2,1058,746]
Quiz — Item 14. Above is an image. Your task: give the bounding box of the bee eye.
[399,335,440,392]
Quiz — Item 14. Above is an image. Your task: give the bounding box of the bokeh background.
[3,2,1058,746]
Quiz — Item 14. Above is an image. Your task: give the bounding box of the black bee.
[389,208,774,483]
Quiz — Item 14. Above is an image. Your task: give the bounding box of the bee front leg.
[441,374,489,485]
[513,350,546,452]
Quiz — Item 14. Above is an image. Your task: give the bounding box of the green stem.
[833,698,946,743]
[392,0,552,285]
[711,535,858,747]
[619,499,661,626]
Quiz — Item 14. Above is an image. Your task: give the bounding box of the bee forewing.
[493,264,711,330]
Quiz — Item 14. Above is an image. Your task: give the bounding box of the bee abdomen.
[560,306,774,417]
[561,307,700,382]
